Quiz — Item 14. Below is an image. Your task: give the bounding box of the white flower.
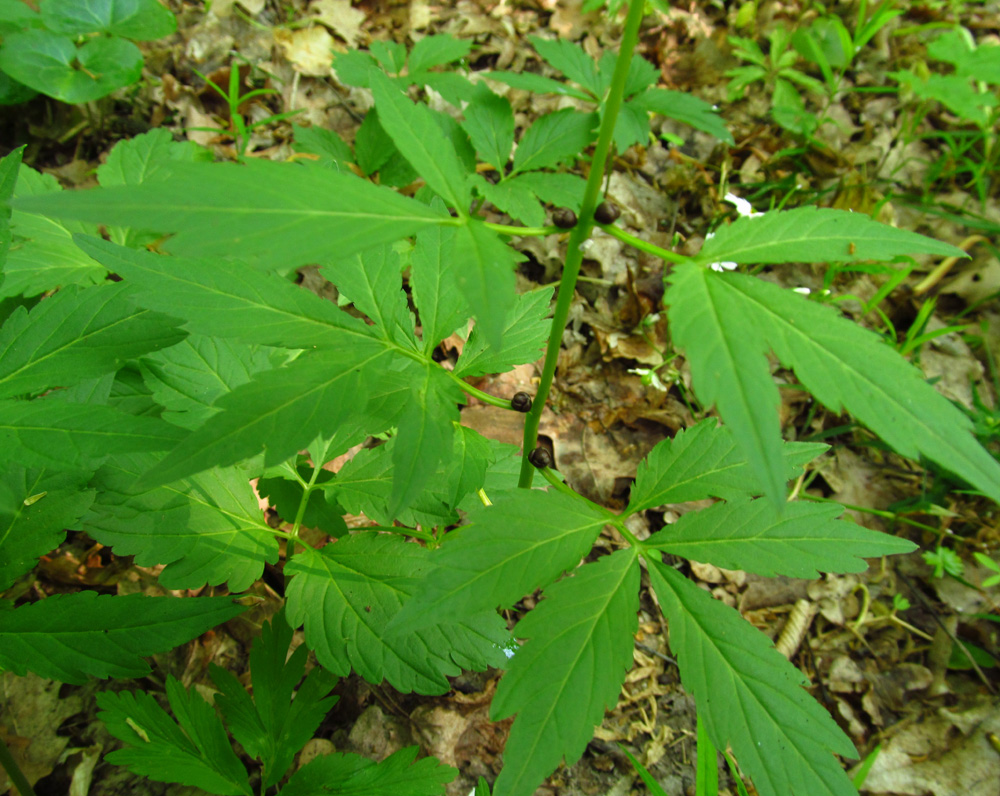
[724,192,765,218]
[710,260,738,272]
[792,287,811,295]
[629,367,668,391]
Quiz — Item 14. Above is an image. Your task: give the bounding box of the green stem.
[598,223,692,264]
[0,735,36,796]
[518,0,647,488]
[449,376,518,409]
[484,222,560,237]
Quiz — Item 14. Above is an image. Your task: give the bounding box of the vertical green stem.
[518,0,647,488]
[0,735,37,796]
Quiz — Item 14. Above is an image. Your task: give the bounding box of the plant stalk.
[518,0,647,488]
[0,735,36,796]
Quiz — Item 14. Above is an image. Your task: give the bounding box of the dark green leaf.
[472,174,546,227]
[633,88,735,145]
[513,171,587,211]
[281,746,455,796]
[462,86,514,172]
[453,285,552,377]
[528,36,601,96]
[512,109,598,175]
[451,220,520,351]
[409,213,468,353]
[41,0,177,39]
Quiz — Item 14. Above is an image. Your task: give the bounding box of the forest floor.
[3,1,1000,795]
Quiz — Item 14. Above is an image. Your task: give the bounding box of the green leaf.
[409,215,468,353]
[451,220,520,351]
[74,235,381,352]
[353,107,396,177]
[368,69,470,212]
[98,129,209,189]
[41,0,177,39]
[0,147,22,269]
[0,31,142,103]
[292,123,355,169]
[613,101,651,152]
[513,171,587,212]
[371,40,408,74]
[695,207,966,267]
[15,160,447,270]
[443,425,495,507]
[626,419,827,513]
[285,533,511,694]
[645,498,916,578]
[646,559,858,796]
[321,243,416,346]
[0,592,244,683]
[83,454,278,591]
[257,465,348,536]
[0,467,94,590]
[484,71,593,101]
[453,285,552,378]
[390,488,611,633]
[462,86,515,172]
[632,88,735,145]
[511,109,598,175]
[0,398,185,471]
[528,35,601,96]
[472,175,546,228]
[281,746,455,796]
[491,549,640,796]
[97,677,252,796]
[407,33,473,74]
[141,348,392,486]
[210,611,337,788]
[0,283,184,399]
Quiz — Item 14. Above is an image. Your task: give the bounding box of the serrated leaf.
[390,489,610,633]
[98,129,208,189]
[0,147,22,269]
[74,235,380,352]
[471,175,546,228]
[528,35,601,96]
[613,100,651,152]
[83,453,277,591]
[410,214,468,353]
[0,592,244,683]
[626,419,827,513]
[513,171,587,212]
[646,558,858,796]
[511,109,598,175]
[321,243,416,346]
[645,498,916,578]
[444,425,495,507]
[0,283,184,399]
[285,533,511,694]
[368,69,470,212]
[484,71,593,101]
[462,86,514,172]
[407,33,472,74]
[452,219,520,351]
[15,160,447,270]
[696,207,966,267]
[281,746,455,796]
[141,347,392,486]
[453,285,552,378]
[632,88,735,145]
[97,677,251,796]
[354,107,396,176]
[491,549,640,796]
[292,123,355,169]
[0,466,94,590]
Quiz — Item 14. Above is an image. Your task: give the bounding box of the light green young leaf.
[0,592,245,683]
[285,533,511,694]
[84,454,277,591]
[97,677,251,796]
[321,243,416,346]
[0,283,184,399]
[646,498,916,578]
[484,71,593,101]
[647,559,858,796]
[389,488,611,633]
[0,467,94,590]
[407,33,473,75]
[74,235,381,352]
[409,215,468,353]
[511,171,587,212]
[141,347,393,487]
[281,746,455,796]
[511,109,598,175]
[528,35,601,96]
[626,419,827,513]
[471,174,546,228]
[368,69,470,212]
[453,285,552,378]
[492,549,640,796]
[462,86,515,172]
[15,160,447,270]
[695,207,966,267]
[451,219,520,351]
[632,88,735,144]
[41,0,177,39]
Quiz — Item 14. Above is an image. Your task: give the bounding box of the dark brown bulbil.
[552,208,577,228]
[528,447,552,469]
[511,392,533,412]
[594,200,620,224]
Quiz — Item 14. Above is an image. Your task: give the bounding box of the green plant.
[2,7,1000,796]
[0,0,176,105]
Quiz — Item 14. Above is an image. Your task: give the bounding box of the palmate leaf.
[409,216,468,353]
[0,283,184,399]
[668,268,1000,504]
[141,347,394,487]
[0,466,95,590]
[646,498,916,578]
[74,235,381,352]
[97,677,251,796]
[626,419,827,513]
[83,453,277,591]
[491,549,640,796]
[453,285,552,377]
[696,207,965,266]
[0,592,245,683]
[647,559,858,796]
[390,489,611,633]
[15,159,448,270]
[285,533,511,694]
[281,746,454,796]
[452,220,520,350]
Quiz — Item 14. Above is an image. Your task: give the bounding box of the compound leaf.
[491,549,640,796]
[647,558,858,796]
[453,285,552,378]
[512,109,598,175]
[281,746,454,796]
[0,592,244,683]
